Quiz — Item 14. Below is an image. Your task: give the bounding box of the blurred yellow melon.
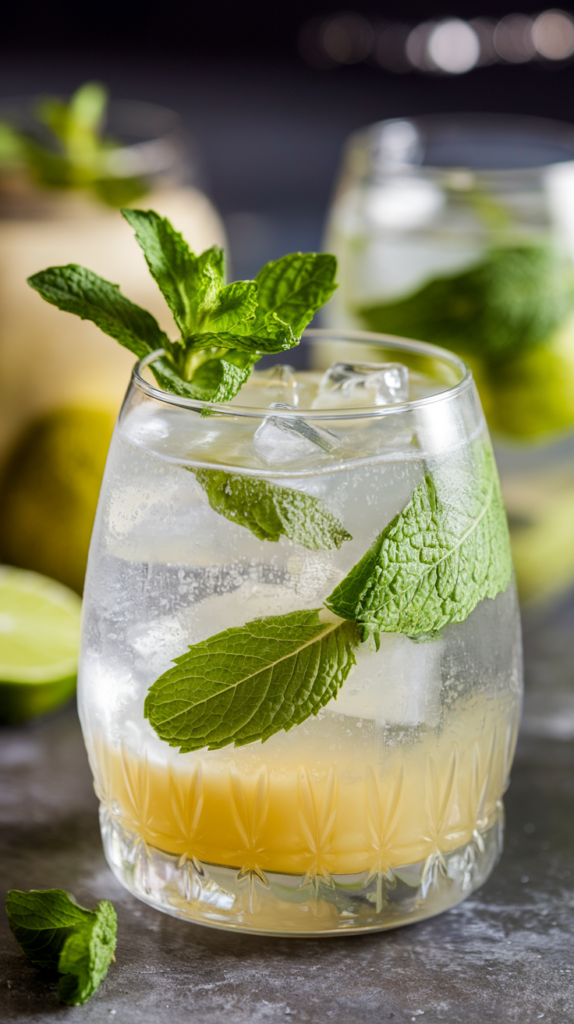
[0,407,115,594]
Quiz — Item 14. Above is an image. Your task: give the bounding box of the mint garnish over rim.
[0,82,148,207]
[6,888,117,1006]
[146,442,512,752]
[28,207,337,405]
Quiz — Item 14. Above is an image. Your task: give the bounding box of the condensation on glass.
[78,330,523,936]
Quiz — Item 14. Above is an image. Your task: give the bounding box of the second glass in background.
[324,114,574,611]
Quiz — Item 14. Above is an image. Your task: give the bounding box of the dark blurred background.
[3,0,574,271]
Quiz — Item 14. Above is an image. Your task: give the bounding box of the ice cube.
[240,364,299,408]
[253,402,340,465]
[312,361,409,409]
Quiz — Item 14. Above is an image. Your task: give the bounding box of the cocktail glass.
[324,114,574,609]
[78,329,522,935]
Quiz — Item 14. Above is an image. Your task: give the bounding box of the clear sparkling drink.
[79,331,522,935]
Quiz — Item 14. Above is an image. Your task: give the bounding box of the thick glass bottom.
[100,802,504,936]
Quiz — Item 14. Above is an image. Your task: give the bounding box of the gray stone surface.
[2,685,574,1023]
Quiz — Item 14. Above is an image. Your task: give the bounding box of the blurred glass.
[324,113,574,609]
[0,91,226,472]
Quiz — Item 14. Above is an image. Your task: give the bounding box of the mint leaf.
[121,209,225,337]
[325,444,512,638]
[6,889,117,1006]
[358,243,574,364]
[57,901,117,1006]
[122,210,258,337]
[6,889,90,971]
[190,350,258,403]
[144,609,360,752]
[194,469,352,548]
[254,253,337,336]
[186,315,296,354]
[199,280,258,332]
[27,264,169,360]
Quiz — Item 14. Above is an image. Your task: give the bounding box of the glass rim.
[352,112,574,177]
[131,328,473,421]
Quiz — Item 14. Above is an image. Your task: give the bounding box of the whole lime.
[0,407,115,594]
[486,314,574,442]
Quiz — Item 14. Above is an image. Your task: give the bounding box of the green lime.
[0,407,115,594]
[0,565,82,725]
[486,314,574,442]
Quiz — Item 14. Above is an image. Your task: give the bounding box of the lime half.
[0,566,82,724]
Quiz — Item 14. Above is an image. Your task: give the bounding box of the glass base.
[100,803,504,936]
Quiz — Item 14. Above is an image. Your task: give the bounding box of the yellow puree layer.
[90,697,518,877]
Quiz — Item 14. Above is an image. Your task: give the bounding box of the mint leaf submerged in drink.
[6,889,117,1006]
[28,208,337,404]
[146,443,512,752]
[326,444,512,639]
[193,469,352,548]
[144,610,361,752]
[358,243,574,364]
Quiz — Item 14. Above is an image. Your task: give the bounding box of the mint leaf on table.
[6,889,117,1006]
[325,444,512,639]
[193,469,352,548]
[28,208,337,404]
[357,243,574,364]
[144,609,360,752]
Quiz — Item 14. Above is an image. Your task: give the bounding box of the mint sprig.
[193,469,352,548]
[28,208,337,404]
[146,442,512,752]
[0,82,148,207]
[6,889,117,1006]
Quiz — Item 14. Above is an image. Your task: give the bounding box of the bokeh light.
[299,9,574,74]
[427,19,481,74]
[494,14,536,63]
[532,9,574,60]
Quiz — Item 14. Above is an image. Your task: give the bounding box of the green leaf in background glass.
[0,81,149,207]
[193,469,352,548]
[144,609,360,752]
[27,264,169,360]
[38,82,107,152]
[325,444,512,639]
[6,889,117,1006]
[358,243,574,363]
[254,252,338,336]
[0,122,24,162]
